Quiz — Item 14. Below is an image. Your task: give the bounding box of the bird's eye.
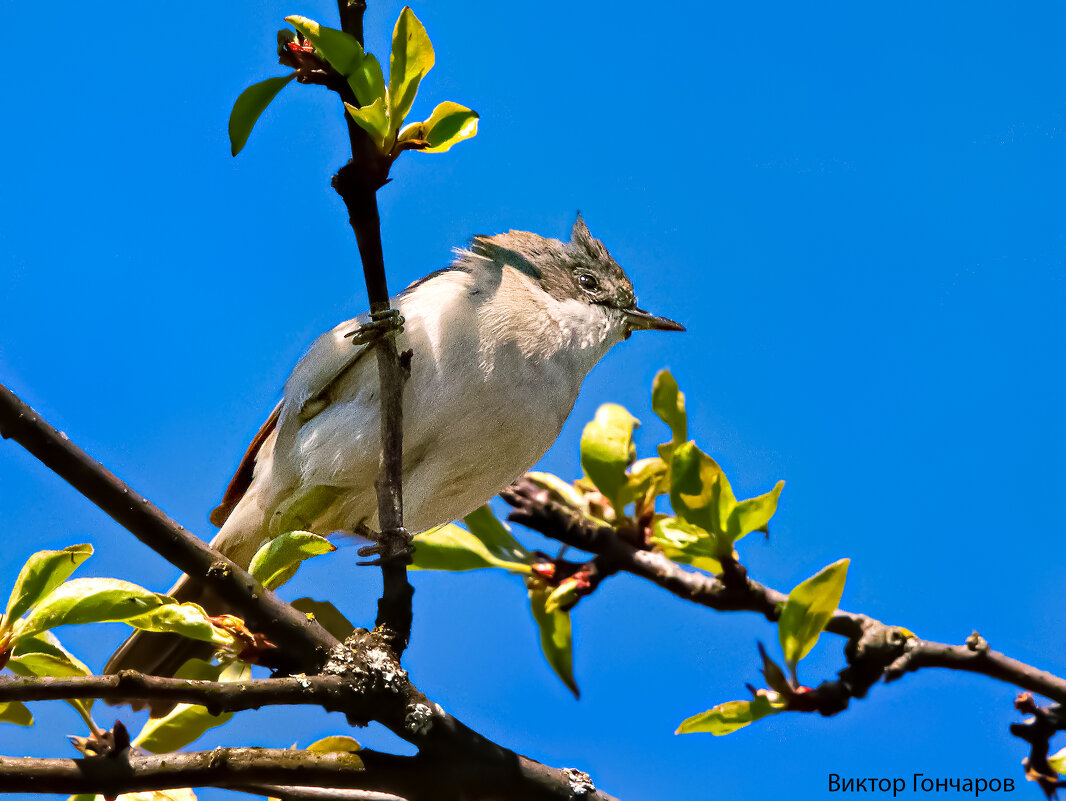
[577,273,599,292]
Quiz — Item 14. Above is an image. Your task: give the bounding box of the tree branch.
[329,0,413,656]
[0,381,337,675]
[502,477,1066,706]
[0,747,619,801]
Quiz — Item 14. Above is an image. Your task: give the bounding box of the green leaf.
[228,74,295,157]
[417,102,479,153]
[291,597,356,641]
[8,631,94,718]
[284,16,385,106]
[1049,745,1066,775]
[651,369,687,459]
[285,17,362,74]
[125,602,235,647]
[132,663,248,752]
[271,485,346,538]
[307,735,363,768]
[670,443,784,555]
[411,524,531,573]
[580,403,639,512]
[388,6,435,135]
[248,531,336,591]
[757,642,793,696]
[649,517,723,574]
[173,658,225,682]
[676,691,786,735]
[463,506,531,563]
[523,471,588,510]
[732,480,785,539]
[4,544,93,625]
[133,703,233,753]
[529,585,578,698]
[778,558,850,671]
[345,98,390,151]
[16,578,168,639]
[0,700,32,727]
[627,457,670,510]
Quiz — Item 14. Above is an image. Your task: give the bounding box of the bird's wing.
[208,315,376,528]
[209,399,283,527]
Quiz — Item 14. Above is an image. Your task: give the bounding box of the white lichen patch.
[563,767,595,797]
[404,702,434,735]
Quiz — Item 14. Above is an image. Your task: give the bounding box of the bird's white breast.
[264,263,623,536]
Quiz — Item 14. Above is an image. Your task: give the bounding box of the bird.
[104,214,683,684]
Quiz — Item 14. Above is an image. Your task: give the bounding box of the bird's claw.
[356,525,414,567]
[344,309,404,346]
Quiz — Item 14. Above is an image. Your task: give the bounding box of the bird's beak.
[623,306,686,332]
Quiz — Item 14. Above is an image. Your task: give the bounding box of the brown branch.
[0,381,337,676]
[0,747,618,801]
[328,0,413,656]
[0,672,407,721]
[502,477,1066,706]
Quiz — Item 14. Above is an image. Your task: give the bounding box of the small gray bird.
[106,215,682,680]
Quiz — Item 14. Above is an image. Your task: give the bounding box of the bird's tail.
[104,494,268,714]
[103,573,222,691]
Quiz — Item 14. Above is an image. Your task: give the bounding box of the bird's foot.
[355,524,414,566]
[344,309,404,347]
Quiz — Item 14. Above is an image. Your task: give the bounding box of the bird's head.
[470,214,685,339]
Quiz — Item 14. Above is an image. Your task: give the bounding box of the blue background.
[1,2,1063,799]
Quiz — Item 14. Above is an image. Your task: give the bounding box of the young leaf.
[8,639,95,719]
[248,531,336,591]
[284,16,385,105]
[284,17,363,74]
[778,558,850,670]
[345,98,390,151]
[418,101,479,153]
[271,485,344,538]
[291,597,356,641]
[649,517,723,574]
[651,370,687,458]
[581,403,639,513]
[410,524,531,573]
[730,481,785,539]
[670,443,784,555]
[16,578,168,638]
[463,506,531,563]
[133,703,233,753]
[627,457,670,511]
[0,700,32,727]
[306,735,364,768]
[125,602,236,647]
[1049,745,1066,775]
[4,544,94,625]
[676,692,785,736]
[388,7,435,134]
[228,75,295,157]
[132,663,248,753]
[529,585,578,698]
[523,471,588,510]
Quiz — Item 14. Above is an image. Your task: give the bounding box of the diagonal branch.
[0,381,337,675]
[502,477,1066,706]
[0,386,618,800]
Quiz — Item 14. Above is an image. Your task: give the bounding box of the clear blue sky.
[2,2,1064,799]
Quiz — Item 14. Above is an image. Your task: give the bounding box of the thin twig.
[329,0,413,656]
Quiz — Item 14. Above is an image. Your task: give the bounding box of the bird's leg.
[354,522,414,566]
[343,308,405,346]
[300,310,406,421]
